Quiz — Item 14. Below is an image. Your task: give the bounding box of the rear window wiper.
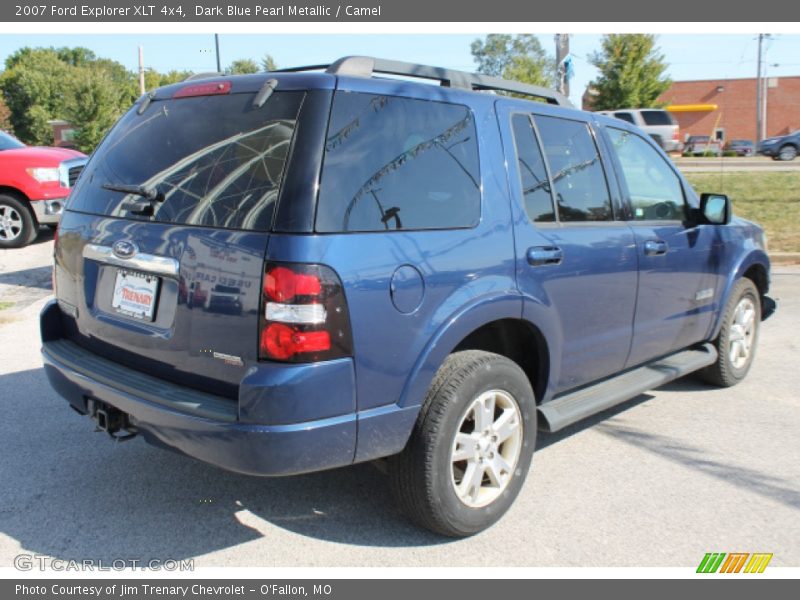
[102,183,164,203]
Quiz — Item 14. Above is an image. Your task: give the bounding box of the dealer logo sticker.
[697,552,773,573]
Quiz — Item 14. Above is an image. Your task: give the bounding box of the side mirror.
[699,193,731,225]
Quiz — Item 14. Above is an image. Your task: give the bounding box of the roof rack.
[275,56,573,107]
[183,72,223,81]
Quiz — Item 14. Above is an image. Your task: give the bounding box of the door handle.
[644,240,668,256]
[527,246,563,266]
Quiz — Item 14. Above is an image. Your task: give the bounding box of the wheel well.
[743,263,769,317]
[0,186,29,202]
[743,263,768,299]
[453,319,548,403]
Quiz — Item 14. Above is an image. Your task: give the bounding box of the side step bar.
[539,343,718,432]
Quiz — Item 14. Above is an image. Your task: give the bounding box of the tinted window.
[614,112,636,124]
[0,131,25,151]
[316,92,480,232]
[607,128,685,221]
[534,115,613,222]
[510,114,555,223]
[641,110,674,126]
[69,91,304,231]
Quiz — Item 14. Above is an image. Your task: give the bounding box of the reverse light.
[265,302,326,324]
[259,263,352,363]
[26,167,60,183]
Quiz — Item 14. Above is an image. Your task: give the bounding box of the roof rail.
[275,56,572,107]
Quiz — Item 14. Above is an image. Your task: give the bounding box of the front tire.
[0,194,38,248]
[699,278,761,387]
[389,350,537,537]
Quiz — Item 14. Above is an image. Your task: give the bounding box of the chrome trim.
[58,157,89,189]
[82,243,180,278]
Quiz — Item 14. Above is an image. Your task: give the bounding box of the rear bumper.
[40,299,361,476]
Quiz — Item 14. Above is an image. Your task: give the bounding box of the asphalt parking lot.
[0,239,798,568]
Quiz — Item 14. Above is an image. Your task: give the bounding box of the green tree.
[0,46,137,150]
[470,34,554,87]
[0,96,14,133]
[0,48,75,144]
[588,34,671,110]
[261,54,277,72]
[143,68,194,91]
[226,58,259,74]
[65,69,125,152]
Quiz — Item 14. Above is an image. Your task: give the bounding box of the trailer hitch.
[87,399,138,442]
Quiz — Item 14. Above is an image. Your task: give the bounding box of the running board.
[539,343,718,432]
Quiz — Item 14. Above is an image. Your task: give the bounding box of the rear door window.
[613,112,636,125]
[315,92,481,232]
[510,114,555,222]
[533,115,613,222]
[641,110,675,126]
[68,91,305,231]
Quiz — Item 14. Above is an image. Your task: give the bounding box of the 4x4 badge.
[112,240,138,260]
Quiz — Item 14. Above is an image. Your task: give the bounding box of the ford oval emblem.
[112,240,138,260]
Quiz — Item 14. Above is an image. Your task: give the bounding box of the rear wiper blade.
[102,183,164,202]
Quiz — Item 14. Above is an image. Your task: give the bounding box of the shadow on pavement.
[0,368,448,565]
[0,266,52,291]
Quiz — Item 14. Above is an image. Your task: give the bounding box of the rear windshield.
[68,91,304,231]
[641,110,675,126]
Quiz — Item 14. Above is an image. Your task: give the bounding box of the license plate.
[111,270,159,321]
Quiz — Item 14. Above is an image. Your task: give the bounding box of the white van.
[596,108,683,153]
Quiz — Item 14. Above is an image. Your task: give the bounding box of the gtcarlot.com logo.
[697,552,773,574]
[14,554,194,571]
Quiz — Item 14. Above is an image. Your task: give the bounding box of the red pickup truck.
[0,131,87,248]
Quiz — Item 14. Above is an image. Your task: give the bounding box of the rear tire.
[389,350,536,537]
[0,194,38,248]
[699,278,761,387]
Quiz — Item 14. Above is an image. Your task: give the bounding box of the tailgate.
[53,84,307,397]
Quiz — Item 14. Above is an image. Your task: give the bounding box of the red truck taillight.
[259,263,353,362]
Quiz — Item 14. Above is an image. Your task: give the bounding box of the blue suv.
[41,57,771,536]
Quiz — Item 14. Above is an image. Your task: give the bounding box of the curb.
[770,253,800,265]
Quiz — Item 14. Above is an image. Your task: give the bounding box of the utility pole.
[138,46,145,95]
[555,34,570,97]
[755,34,763,143]
[214,34,221,73]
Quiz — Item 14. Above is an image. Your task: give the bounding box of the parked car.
[0,131,87,248]
[684,135,723,157]
[726,139,755,157]
[757,130,799,160]
[594,108,683,153]
[41,57,771,537]
[207,284,244,315]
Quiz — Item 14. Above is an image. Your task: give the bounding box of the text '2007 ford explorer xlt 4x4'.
[41,57,771,537]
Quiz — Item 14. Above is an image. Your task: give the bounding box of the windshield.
[0,131,25,151]
[68,91,305,231]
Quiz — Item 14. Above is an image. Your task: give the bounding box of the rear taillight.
[259,262,353,363]
[672,128,680,141]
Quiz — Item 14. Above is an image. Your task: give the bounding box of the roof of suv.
[146,56,574,109]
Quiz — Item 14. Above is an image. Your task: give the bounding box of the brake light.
[673,129,680,141]
[173,81,231,99]
[259,263,352,362]
[264,266,322,302]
